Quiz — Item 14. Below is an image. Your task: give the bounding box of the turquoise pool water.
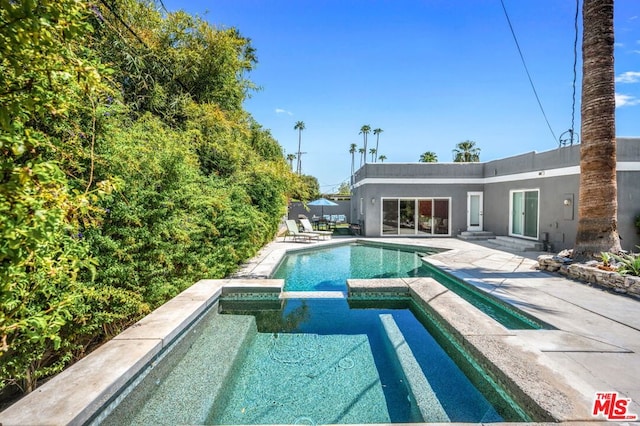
[272,242,546,330]
[212,298,527,424]
[272,243,436,291]
[102,298,534,424]
[99,243,544,425]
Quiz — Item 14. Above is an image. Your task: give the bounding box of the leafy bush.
[1,0,295,400]
[599,251,612,267]
[612,247,640,277]
[0,0,112,393]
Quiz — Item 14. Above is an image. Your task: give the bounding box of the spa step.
[379,314,450,423]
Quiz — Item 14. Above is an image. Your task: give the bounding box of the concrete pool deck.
[1,236,639,424]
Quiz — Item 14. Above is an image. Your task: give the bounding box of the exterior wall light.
[563,193,575,220]
[371,198,375,205]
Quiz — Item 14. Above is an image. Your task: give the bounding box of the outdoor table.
[315,219,329,230]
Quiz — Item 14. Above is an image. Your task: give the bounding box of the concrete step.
[486,236,544,252]
[458,231,496,240]
[379,314,449,423]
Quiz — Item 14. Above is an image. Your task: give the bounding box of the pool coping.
[0,238,627,425]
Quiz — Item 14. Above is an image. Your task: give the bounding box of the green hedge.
[1,0,293,398]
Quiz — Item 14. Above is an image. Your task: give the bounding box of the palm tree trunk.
[374,135,380,163]
[363,135,368,164]
[573,0,621,260]
[351,153,354,176]
[296,130,302,174]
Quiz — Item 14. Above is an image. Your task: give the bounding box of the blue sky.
[163,0,639,193]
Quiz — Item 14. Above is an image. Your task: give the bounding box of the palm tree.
[378,155,387,163]
[294,121,305,174]
[369,148,377,162]
[358,147,366,167]
[286,153,296,170]
[359,125,371,163]
[574,0,621,259]
[373,128,384,162]
[349,143,357,175]
[419,151,438,163]
[452,140,480,162]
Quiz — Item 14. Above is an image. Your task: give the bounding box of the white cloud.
[616,71,640,83]
[275,108,293,116]
[615,93,640,107]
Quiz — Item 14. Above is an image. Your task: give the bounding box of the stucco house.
[350,138,640,252]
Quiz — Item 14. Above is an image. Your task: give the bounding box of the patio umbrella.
[307,197,338,218]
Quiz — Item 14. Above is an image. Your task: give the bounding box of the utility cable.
[558,0,581,147]
[570,0,579,143]
[500,0,557,144]
[97,0,190,93]
[157,0,169,14]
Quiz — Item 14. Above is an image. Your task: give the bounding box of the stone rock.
[557,249,573,258]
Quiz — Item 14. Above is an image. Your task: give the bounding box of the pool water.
[272,243,436,291]
[273,243,546,330]
[100,243,543,425]
[212,298,519,424]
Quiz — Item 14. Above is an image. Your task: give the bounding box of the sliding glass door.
[510,190,539,239]
[382,199,399,235]
[399,200,416,234]
[381,198,450,236]
[417,200,432,235]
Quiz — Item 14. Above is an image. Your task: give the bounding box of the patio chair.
[284,220,320,242]
[299,218,333,240]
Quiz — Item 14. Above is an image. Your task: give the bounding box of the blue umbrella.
[307,197,338,218]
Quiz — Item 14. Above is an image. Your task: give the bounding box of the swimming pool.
[273,242,547,330]
[272,243,437,292]
[96,242,548,425]
[216,298,534,424]
[102,297,532,424]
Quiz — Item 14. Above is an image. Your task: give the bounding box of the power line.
[157,0,169,14]
[569,0,580,143]
[500,0,557,144]
[559,0,581,147]
[98,0,149,51]
[96,0,190,93]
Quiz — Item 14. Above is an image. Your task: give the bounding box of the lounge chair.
[299,218,333,240]
[284,220,320,242]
